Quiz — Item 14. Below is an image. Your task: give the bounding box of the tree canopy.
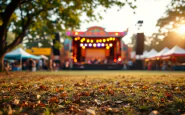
[0,0,136,70]
[150,0,185,50]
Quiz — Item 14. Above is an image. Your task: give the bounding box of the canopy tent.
[140,50,149,59]
[150,47,170,59]
[146,49,158,59]
[5,48,40,60]
[39,55,49,60]
[162,46,185,57]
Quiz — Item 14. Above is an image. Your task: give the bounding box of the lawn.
[0,71,185,115]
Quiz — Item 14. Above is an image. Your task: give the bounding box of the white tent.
[39,55,48,60]
[146,49,158,59]
[140,50,149,59]
[130,51,136,59]
[151,47,170,58]
[162,45,185,57]
[5,48,40,59]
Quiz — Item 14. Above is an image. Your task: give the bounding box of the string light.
[115,32,118,36]
[93,43,96,47]
[75,32,78,35]
[97,43,101,47]
[101,43,105,47]
[89,43,92,47]
[82,46,85,49]
[103,39,106,42]
[113,37,115,41]
[91,40,93,43]
[106,46,110,49]
[87,39,90,43]
[110,37,112,40]
[109,43,113,47]
[80,43,83,47]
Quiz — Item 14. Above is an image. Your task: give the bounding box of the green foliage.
[150,0,185,50]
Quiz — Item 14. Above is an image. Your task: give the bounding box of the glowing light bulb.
[97,43,100,47]
[82,46,85,49]
[89,43,92,47]
[80,43,83,47]
[91,40,93,43]
[93,43,96,47]
[109,43,113,47]
[87,39,90,43]
[75,32,78,35]
[102,43,105,47]
[84,43,87,46]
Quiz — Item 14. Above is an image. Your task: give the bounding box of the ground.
[0,71,185,115]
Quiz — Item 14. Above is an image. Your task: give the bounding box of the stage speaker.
[135,33,145,55]
[52,33,60,55]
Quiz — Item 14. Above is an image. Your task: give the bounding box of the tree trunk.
[0,54,5,72]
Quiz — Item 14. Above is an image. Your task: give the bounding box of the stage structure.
[66,26,128,70]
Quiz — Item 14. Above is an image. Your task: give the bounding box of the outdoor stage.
[66,26,129,70]
[73,63,123,70]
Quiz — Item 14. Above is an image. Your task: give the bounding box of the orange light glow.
[115,33,118,36]
[74,59,77,62]
[114,59,117,62]
[82,46,85,49]
[106,46,110,49]
[75,38,78,41]
[113,37,115,41]
[110,37,112,40]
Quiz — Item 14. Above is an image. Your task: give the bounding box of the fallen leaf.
[86,108,96,115]
[94,99,102,105]
[149,110,160,115]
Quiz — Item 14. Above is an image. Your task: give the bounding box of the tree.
[0,0,136,71]
[152,0,185,50]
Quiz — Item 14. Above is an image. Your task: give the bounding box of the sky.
[79,0,171,44]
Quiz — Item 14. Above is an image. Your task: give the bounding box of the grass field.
[0,71,185,115]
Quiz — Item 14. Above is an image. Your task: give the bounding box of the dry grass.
[0,71,185,115]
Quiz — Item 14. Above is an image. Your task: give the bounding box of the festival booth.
[5,48,41,70]
[145,49,158,59]
[39,55,48,60]
[153,47,170,59]
[5,48,40,59]
[161,46,185,70]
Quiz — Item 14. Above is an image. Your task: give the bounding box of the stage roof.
[66,26,128,38]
